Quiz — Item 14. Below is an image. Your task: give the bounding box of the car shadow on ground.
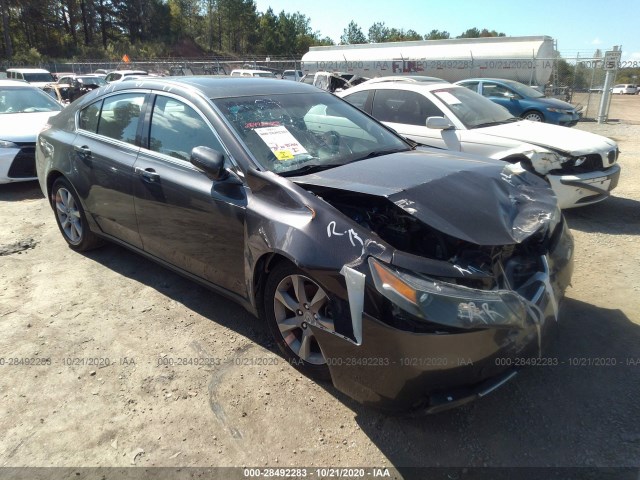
[80,245,639,471]
[564,195,640,235]
[0,181,43,201]
[80,242,277,351]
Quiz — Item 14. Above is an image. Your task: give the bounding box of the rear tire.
[263,262,333,381]
[51,177,103,251]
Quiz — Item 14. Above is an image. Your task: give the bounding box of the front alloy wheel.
[264,263,333,380]
[522,111,544,122]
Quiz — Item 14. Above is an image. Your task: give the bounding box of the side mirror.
[190,146,227,180]
[426,116,454,130]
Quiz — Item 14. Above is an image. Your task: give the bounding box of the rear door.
[132,92,247,295]
[73,91,148,248]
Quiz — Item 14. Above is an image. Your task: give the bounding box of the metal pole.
[597,46,620,124]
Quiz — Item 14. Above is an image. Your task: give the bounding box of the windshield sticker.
[274,150,294,160]
[244,121,281,129]
[255,125,308,161]
[435,91,462,105]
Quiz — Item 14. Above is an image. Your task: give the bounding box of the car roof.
[364,76,448,84]
[93,76,319,99]
[109,70,148,75]
[340,80,459,96]
[457,78,521,85]
[0,79,35,87]
[6,68,51,73]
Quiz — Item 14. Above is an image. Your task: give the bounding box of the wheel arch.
[252,252,297,316]
[46,170,66,208]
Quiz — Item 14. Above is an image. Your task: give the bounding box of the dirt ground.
[1,96,639,474]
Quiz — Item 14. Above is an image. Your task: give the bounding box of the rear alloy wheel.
[264,262,333,381]
[52,177,102,251]
[522,110,544,122]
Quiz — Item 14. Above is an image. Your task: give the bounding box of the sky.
[253,0,640,61]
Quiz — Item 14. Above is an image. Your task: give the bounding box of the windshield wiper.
[354,148,410,161]
[471,117,521,129]
[279,162,344,177]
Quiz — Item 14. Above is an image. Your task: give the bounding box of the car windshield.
[254,72,275,78]
[504,81,545,98]
[22,72,55,83]
[0,87,62,114]
[213,92,410,175]
[432,87,517,129]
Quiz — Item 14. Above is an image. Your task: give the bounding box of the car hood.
[292,149,557,246]
[0,111,59,142]
[477,120,616,155]
[529,96,575,110]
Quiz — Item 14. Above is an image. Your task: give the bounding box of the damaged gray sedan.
[36,78,574,412]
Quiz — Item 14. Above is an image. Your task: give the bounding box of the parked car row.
[0,71,620,413]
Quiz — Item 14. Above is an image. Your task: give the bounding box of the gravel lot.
[1,96,639,474]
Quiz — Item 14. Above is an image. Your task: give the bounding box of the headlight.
[369,257,536,330]
[546,107,574,115]
[0,140,19,148]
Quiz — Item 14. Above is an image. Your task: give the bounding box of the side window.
[459,81,479,93]
[148,96,225,161]
[372,89,444,126]
[342,91,369,112]
[96,93,145,144]
[482,82,512,98]
[78,100,102,133]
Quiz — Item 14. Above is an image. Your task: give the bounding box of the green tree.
[340,20,365,45]
[457,27,505,38]
[424,29,450,40]
[368,21,389,43]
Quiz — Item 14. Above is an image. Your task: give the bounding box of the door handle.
[73,144,91,158]
[135,167,160,183]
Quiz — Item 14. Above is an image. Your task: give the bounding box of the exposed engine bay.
[316,190,555,294]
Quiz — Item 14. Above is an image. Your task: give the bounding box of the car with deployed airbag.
[36,77,574,412]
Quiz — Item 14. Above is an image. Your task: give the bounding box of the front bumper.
[551,112,581,127]
[0,144,37,184]
[311,221,574,412]
[548,164,621,208]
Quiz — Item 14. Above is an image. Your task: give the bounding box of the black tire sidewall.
[51,178,99,251]
[263,262,332,382]
[522,110,544,122]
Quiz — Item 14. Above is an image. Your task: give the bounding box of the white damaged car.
[339,81,620,209]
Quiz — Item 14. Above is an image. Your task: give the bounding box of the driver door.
[133,93,247,295]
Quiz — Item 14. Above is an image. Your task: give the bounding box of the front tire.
[263,262,333,381]
[51,177,102,251]
[522,110,544,122]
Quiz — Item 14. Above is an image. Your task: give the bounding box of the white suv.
[6,68,55,88]
[611,84,638,95]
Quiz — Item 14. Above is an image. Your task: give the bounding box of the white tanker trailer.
[301,36,555,86]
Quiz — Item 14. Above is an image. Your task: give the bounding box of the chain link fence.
[2,51,625,121]
[548,53,620,120]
